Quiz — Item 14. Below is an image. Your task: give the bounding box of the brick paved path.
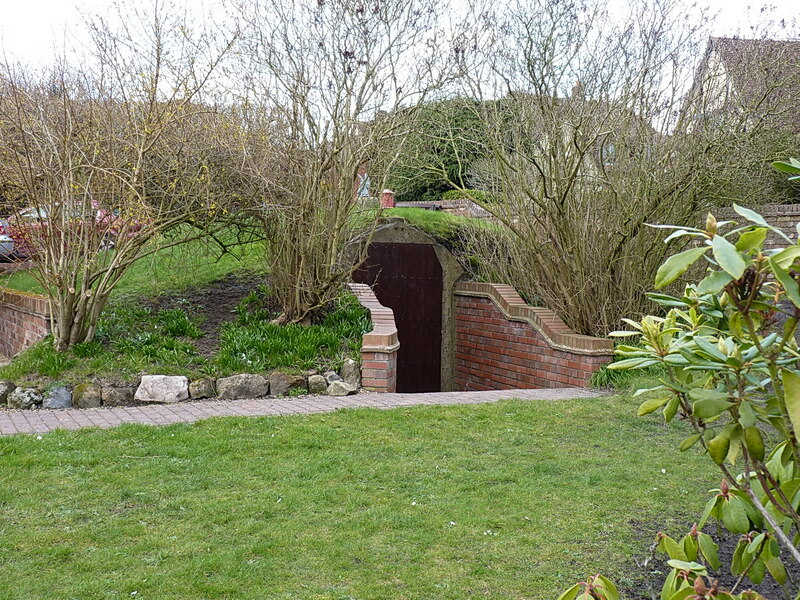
[0,388,602,436]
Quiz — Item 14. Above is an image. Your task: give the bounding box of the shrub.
[609,203,800,593]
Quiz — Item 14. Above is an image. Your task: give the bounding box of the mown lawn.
[0,394,716,599]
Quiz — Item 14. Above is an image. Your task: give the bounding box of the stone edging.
[347,282,400,352]
[454,282,614,356]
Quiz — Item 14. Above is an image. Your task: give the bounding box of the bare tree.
[233,0,447,324]
[438,0,799,336]
[0,2,239,351]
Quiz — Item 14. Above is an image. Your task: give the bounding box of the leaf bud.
[706,213,718,237]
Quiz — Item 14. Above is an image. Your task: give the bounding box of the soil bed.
[143,272,266,356]
[622,520,798,599]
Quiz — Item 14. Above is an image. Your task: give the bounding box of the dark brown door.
[354,243,442,393]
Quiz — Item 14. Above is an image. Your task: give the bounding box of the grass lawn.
[0,393,717,599]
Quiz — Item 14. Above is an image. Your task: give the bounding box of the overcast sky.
[0,0,797,66]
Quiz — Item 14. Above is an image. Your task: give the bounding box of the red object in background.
[380,189,395,209]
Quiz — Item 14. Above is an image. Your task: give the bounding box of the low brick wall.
[717,204,800,250]
[0,287,50,357]
[454,282,613,390]
[347,283,399,393]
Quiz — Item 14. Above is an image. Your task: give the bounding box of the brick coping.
[454,282,614,356]
[0,387,605,436]
[347,282,400,352]
[0,286,50,318]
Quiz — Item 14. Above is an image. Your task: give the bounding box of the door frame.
[359,221,464,391]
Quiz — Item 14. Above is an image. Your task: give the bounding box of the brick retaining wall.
[0,287,50,356]
[347,283,399,393]
[454,282,613,390]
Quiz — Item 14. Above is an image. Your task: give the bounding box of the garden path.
[0,388,603,436]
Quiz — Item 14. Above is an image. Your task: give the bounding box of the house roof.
[706,36,800,122]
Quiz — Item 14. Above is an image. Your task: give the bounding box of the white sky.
[0,0,797,66]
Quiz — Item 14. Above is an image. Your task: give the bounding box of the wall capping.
[347,282,399,392]
[0,286,51,357]
[347,282,399,351]
[0,286,50,319]
[454,282,614,356]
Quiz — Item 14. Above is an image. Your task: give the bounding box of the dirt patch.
[144,273,265,356]
[621,520,797,599]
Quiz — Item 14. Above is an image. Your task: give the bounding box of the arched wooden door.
[353,242,443,393]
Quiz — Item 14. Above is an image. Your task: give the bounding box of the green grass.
[384,207,478,241]
[0,306,207,385]
[0,234,265,298]
[215,292,371,373]
[0,394,717,599]
[0,291,370,385]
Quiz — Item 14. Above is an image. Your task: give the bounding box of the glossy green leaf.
[699,496,719,528]
[667,589,695,600]
[693,397,734,419]
[732,538,746,575]
[660,569,677,600]
[664,396,680,423]
[557,583,582,600]
[655,247,708,289]
[733,204,768,226]
[666,559,706,574]
[698,532,720,570]
[712,235,747,279]
[748,557,766,584]
[595,576,619,600]
[768,257,800,308]
[708,430,731,464]
[765,556,787,585]
[735,228,767,253]
[744,426,765,461]
[772,246,800,269]
[638,396,670,416]
[780,369,800,438]
[693,337,727,361]
[772,159,800,174]
[722,496,750,533]
[679,433,702,451]
[739,401,757,428]
[696,271,734,295]
[688,388,729,401]
[662,535,688,561]
[746,532,766,555]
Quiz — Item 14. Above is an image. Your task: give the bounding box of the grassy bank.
[0,235,265,299]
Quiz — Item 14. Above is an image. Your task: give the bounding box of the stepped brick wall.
[0,287,50,357]
[454,282,613,390]
[347,283,399,393]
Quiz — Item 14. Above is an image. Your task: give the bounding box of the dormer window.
[601,142,616,166]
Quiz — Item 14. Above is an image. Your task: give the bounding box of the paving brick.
[0,388,604,436]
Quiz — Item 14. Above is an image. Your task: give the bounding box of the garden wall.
[454,282,613,390]
[718,204,800,249]
[347,283,399,393]
[0,287,50,357]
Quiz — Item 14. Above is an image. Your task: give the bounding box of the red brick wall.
[0,287,50,357]
[717,204,800,250]
[347,283,399,393]
[454,283,613,390]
